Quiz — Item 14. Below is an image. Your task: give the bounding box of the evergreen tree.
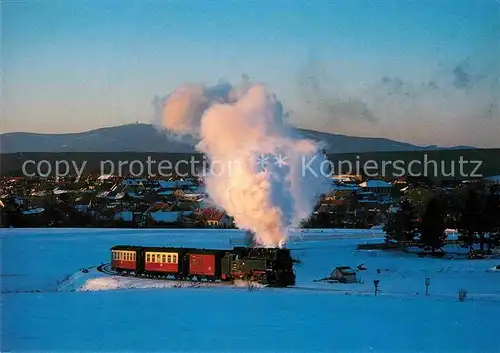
[383,212,399,243]
[419,195,447,252]
[383,198,418,248]
[457,189,482,251]
[0,197,23,227]
[482,186,500,252]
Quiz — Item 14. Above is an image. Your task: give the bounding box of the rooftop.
[359,180,393,188]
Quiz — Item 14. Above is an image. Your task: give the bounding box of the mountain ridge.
[0,123,475,154]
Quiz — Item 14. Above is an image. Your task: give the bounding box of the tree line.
[384,182,500,256]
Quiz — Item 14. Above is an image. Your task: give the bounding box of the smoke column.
[157,80,330,247]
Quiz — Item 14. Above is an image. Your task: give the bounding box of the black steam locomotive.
[110,245,296,287]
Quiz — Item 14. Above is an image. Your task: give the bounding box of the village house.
[358,179,393,195]
[139,202,193,226]
[154,189,176,202]
[146,210,193,226]
[200,208,233,227]
[358,180,394,205]
[143,202,174,214]
[97,174,118,186]
[484,175,500,185]
[330,266,357,283]
[113,210,134,223]
[324,181,361,207]
[330,174,363,184]
[180,193,204,202]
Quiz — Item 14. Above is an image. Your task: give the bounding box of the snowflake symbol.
[255,154,269,169]
[274,153,288,168]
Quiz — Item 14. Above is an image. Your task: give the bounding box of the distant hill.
[0,123,474,154]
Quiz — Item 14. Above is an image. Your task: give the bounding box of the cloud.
[294,55,378,132]
[452,65,471,89]
[291,52,499,148]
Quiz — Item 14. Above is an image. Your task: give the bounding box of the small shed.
[330,266,357,283]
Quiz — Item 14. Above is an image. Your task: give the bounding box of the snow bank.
[77,276,266,292]
[78,276,223,291]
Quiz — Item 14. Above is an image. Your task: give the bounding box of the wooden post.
[425,277,430,296]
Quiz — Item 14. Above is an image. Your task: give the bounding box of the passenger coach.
[111,245,137,273]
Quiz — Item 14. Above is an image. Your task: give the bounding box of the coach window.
[173,255,177,263]
[146,254,150,262]
[162,255,166,263]
[132,253,135,261]
[152,254,156,263]
[167,255,171,263]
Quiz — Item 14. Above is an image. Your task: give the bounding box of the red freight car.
[188,254,216,276]
[185,250,225,281]
[111,247,137,272]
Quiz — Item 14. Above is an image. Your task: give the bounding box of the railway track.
[96,263,119,276]
[95,263,250,287]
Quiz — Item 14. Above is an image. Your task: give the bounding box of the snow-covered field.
[2,228,499,352]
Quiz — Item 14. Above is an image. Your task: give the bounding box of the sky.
[2,0,499,148]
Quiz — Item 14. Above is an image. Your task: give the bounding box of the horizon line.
[0,122,480,150]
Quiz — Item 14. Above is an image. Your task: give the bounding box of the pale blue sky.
[3,0,499,147]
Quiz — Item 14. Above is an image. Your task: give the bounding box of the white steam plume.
[157,80,330,247]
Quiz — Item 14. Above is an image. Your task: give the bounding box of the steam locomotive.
[110,245,296,287]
